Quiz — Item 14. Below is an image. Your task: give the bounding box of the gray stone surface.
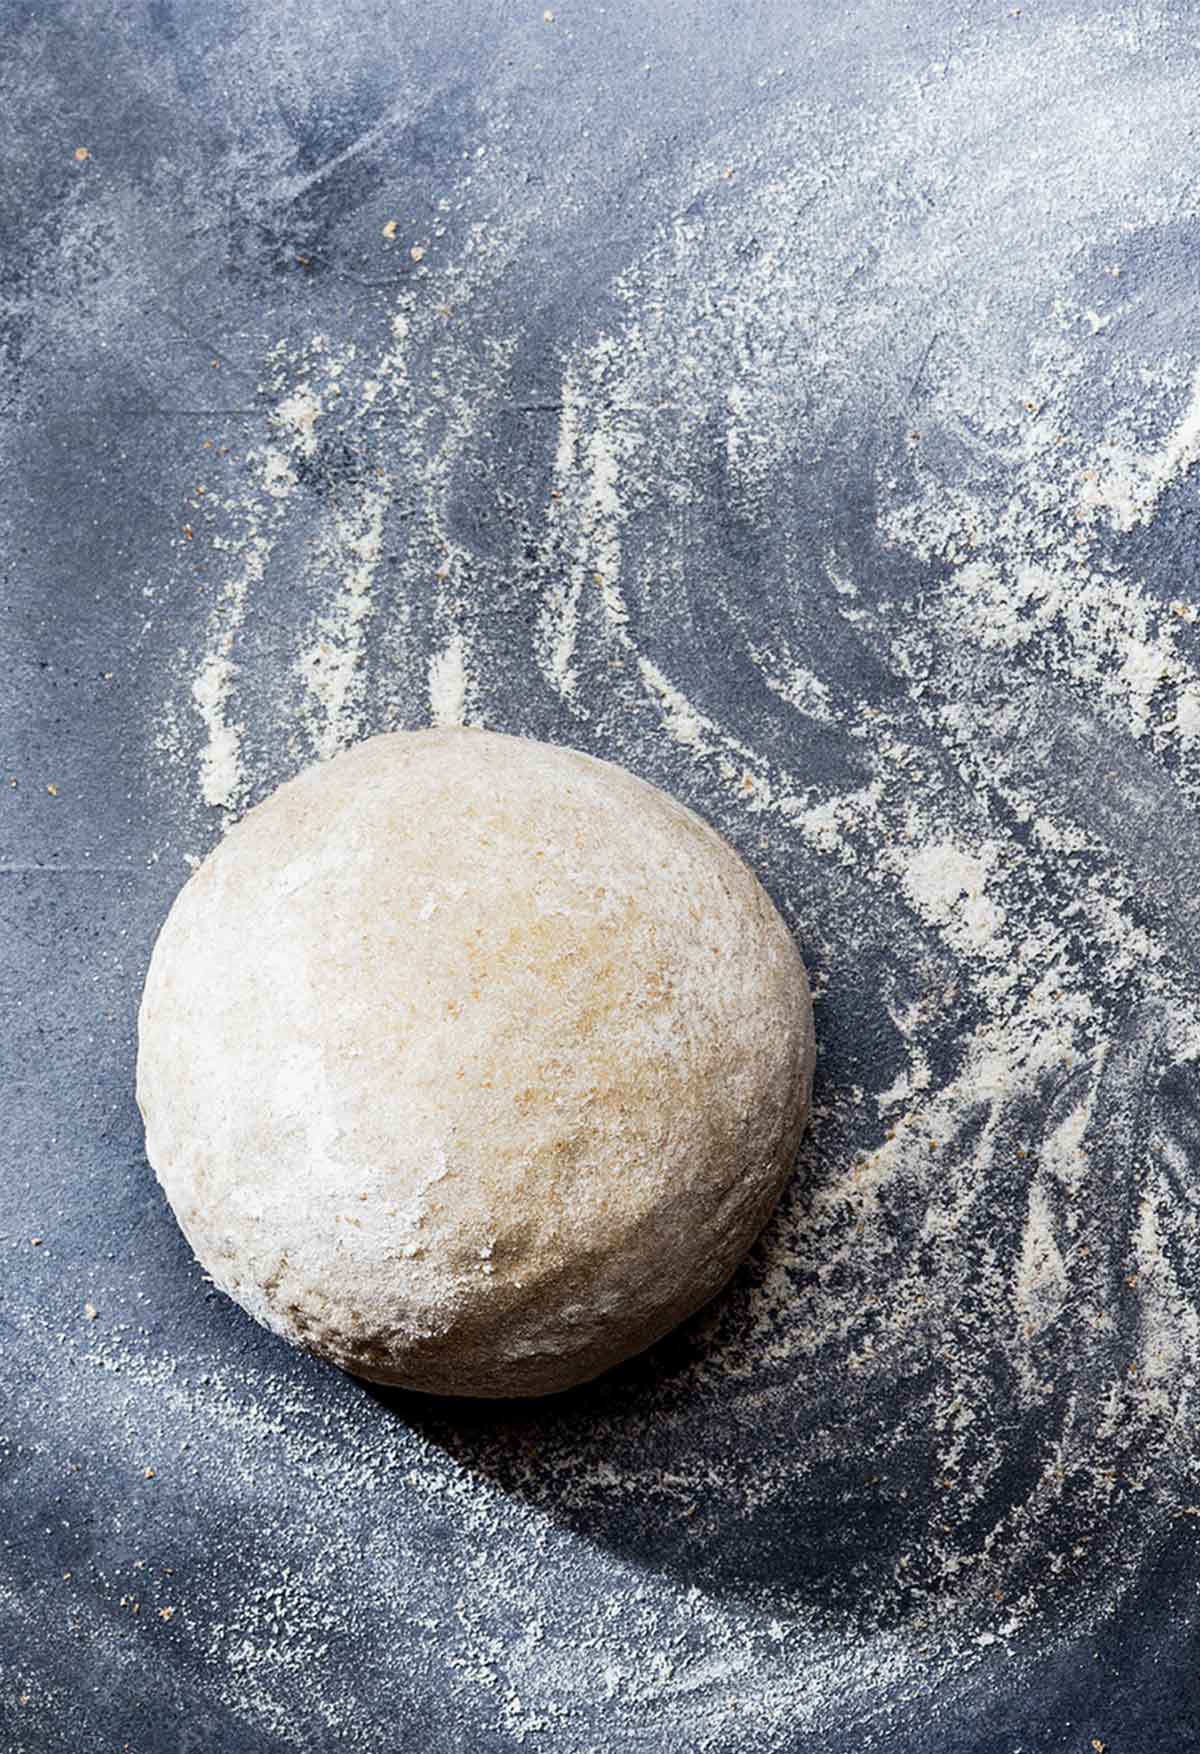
[3,2,1199,1749]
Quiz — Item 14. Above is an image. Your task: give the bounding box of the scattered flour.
[137,6,1200,1748]
[190,527,272,813]
[894,838,1004,956]
[1081,363,1200,530]
[428,630,472,727]
[297,484,388,760]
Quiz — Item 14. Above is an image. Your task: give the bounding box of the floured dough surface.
[137,728,815,1397]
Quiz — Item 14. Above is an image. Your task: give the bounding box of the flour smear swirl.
[149,7,1200,1747]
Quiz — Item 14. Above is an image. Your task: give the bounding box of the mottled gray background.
[4,2,1200,1750]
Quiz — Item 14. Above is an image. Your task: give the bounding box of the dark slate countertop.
[4,3,1200,1749]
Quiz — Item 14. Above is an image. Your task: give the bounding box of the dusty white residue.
[175,243,505,808]
[787,776,885,857]
[1132,1162,1200,1391]
[135,6,1200,1747]
[1014,1177,1071,1346]
[428,630,472,726]
[260,448,298,500]
[1038,1095,1094,1214]
[895,838,1005,957]
[358,308,412,414]
[187,367,333,810]
[500,2,1200,1706]
[534,373,584,698]
[1081,363,1200,530]
[636,657,715,753]
[274,384,322,459]
[749,646,836,723]
[297,486,388,760]
[872,1012,933,1116]
[191,523,274,813]
[191,652,239,810]
[534,339,639,710]
[580,415,633,637]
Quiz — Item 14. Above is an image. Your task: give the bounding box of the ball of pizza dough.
[137,729,815,1397]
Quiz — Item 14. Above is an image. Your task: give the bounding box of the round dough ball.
[137,729,815,1397]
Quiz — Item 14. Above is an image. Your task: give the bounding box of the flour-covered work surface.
[3,2,1199,1749]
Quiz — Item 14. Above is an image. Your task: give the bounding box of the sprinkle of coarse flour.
[136,7,1200,1748]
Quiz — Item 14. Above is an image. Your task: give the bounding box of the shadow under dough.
[353,1175,1046,1629]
